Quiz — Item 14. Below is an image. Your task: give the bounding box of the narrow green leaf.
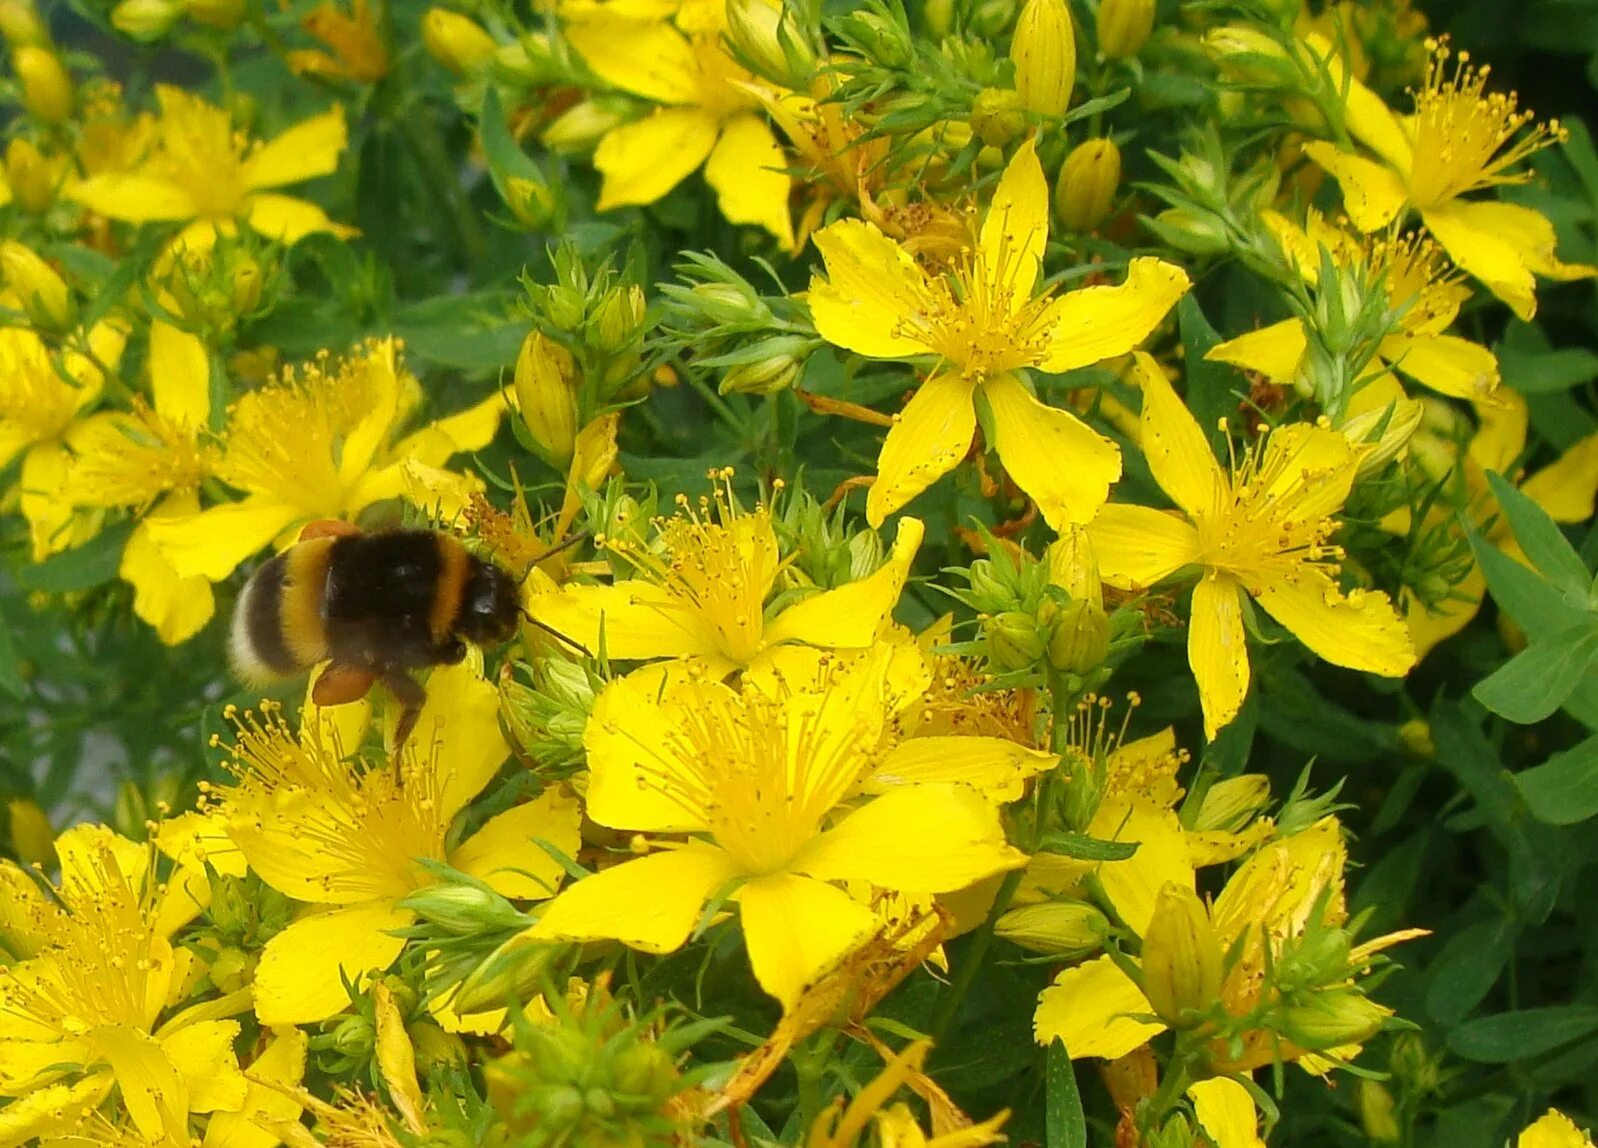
[0,598,24,699]
[479,86,544,203]
[13,522,133,593]
[1515,734,1598,825]
[1472,624,1598,724]
[1501,345,1598,393]
[1037,832,1139,861]
[1486,471,1590,598]
[1467,523,1586,638]
[1448,1006,1598,1063]
[1045,1039,1086,1148]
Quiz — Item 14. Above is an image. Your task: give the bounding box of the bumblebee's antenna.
[518,610,593,659]
[518,531,589,585]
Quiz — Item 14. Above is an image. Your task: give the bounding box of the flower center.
[910,252,1056,380]
[149,90,250,217]
[71,401,209,509]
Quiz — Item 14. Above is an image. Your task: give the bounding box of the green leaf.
[1500,343,1598,393]
[0,598,24,700]
[13,522,133,593]
[1485,471,1590,598]
[1467,523,1587,638]
[1176,295,1234,451]
[1472,622,1598,723]
[1448,1006,1598,1063]
[1424,919,1516,1026]
[1515,734,1598,824]
[1045,1040,1086,1148]
[479,87,545,204]
[1037,832,1139,861]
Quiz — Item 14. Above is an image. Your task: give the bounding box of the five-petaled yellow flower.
[1088,354,1415,739]
[563,0,794,245]
[1304,36,1595,320]
[808,139,1190,528]
[530,494,924,678]
[527,652,1026,1010]
[70,85,353,251]
[214,661,582,1026]
[0,824,246,1147]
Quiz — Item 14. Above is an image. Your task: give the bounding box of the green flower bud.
[838,9,911,68]
[109,0,183,40]
[5,798,53,869]
[1096,0,1153,59]
[1054,137,1120,233]
[1047,597,1109,675]
[725,0,813,86]
[402,880,525,935]
[1275,990,1386,1051]
[408,1020,468,1075]
[971,87,1027,147]
[329,1013,376,1058]
[514,330,579,465]
[1192,774,1271,833]
[0,0,48,47]
[923,0,953,38]
[996,900,1109,957]
[986,610,1048,672]
[421,7,497,76]
[542,98,629,154]
[1146,207,1231,256]
[209,946,253,993]
[720,338,809,396]
[453,933,567,1016]
[493,33,556,85]
[590,284,645,354]
[1140,883,1223,1027]
[1358,1079,1401,1144]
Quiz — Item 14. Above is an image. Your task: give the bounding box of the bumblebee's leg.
[299,519,363,542]
[381,669,429,756]
[311,662,378,707]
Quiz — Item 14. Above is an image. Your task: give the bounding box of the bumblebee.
[230,521,522,751]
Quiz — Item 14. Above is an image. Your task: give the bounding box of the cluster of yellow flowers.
[2,0,1597,1143]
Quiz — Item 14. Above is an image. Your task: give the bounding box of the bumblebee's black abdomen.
[324,531,443,624]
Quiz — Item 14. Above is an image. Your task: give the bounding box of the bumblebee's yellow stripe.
[280,536,335,666]
[430,534,471,645]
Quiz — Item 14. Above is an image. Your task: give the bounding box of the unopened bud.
[505,174,560,230]
[209,945,253,993]
[923,0,953,38]
[6,798,54,869]
[230,256,263,314]
[1203,25,1296,86]
[421,7,496,76]
[5,138,57,215]
[1147,207,1230,256]
[985,610,1047,672]
[1358,1080,1400,1144]
[1047,598,1109,675]
[0,0,44,46]
[590,284,645,354]
[514,330,579,465]
[1341,397,1424,477]
[720,338,808,396]
[1192,774,1270,833]
[971,87,1026,148]
[0,241,70,330]
[408,1020,468,1074]
[329,1013,376,1057]
[542,97,628,154]
[493,33,556,85]
[110,0,182,37]
[453,932,567,1015]
[1096,0,1153,59]
[185,0,244,29]
[1140,883,1222,1026]
[1397,718,1433,758]
[1010,0,1075,117]
[402,880,524,935]
[1054,137,1120,232]
[838,9,911,68]
[12,45,71,123]
[725,0,812,86]
[1275,990,1387,1050]
[996,900,1109,957]
[1046,526,1102,607]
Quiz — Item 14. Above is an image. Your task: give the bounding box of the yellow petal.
[449,788,582,900]
[530,579,720,662]
[1421,200,1540,321]
[243,105,347,190]
[1470,389,1528,475]
[1523,431,1598,523]
[121,509,216,646]
[564,16,699,102]
[1253,570,1415,677]
[794,783,1025,892]
[1090,797,1194,935]
[0,1075,109,1146]
[145,495,300,582]
[69,174,196,222]
[158,1019,247,1114]
[156,810,247,880]
[528,845,742,953]
[1519,1110,1593,1148]
[19,442,88,561]
[1442,199,1598,283]
[1189,573,1250,742]
[148,320,210,429]
[980,136,1048,303]
[867,373,977,527]
[252,903,413,1026]
[868,735,1057,802]
[1133,351,1226,517]
[1302,35,1413,173]
[88,1024,188,1140]
[737,872,877,1011]
[1033,954,1164,1058]
[404,659,508,817]
[244,192,352,243]
[764,517,924,648]
[584,669,716,833]
[201,1027,308,1148]
[1255,423,1357,522]
[373,982,425,1134]
[1188,1078,1265,1148]
[1301,141,1408,232]
[809,218,936,360]
[593,107,719,210]
[704,114,793,246]
[1037,257,1191,374]
[985,372,1121,529]
[1088,503,1200,589]
[1381,331,1498,401]
[1207,318,1308,384]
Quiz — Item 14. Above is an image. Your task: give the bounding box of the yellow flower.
[806,1040,1008,1148]
[1188,1078,1267,1148]
[68,320,214,643]
[0,320,127,559]
[808,138,1189,528]
[1034,818,1421,1071]
[1209,210,1500,405]
[0,824,247,1147]
[212,661,582,1025]
[285,0,390,84]
[530,491,924,678]
[69,85,353,251]
[145,337,502,584]
[1088,354,1415,739]
[1303,37,1596,320]
[526,653,1025,1010]
[1519,1110,1594,1148]
[562,0,794,245]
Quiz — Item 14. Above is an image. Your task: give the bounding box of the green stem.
[929,865,1024,1041]
[397,110,487,268]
